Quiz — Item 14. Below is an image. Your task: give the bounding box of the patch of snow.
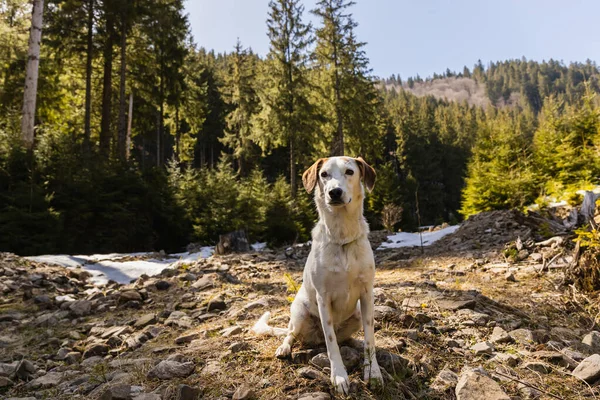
[251,242,267,251]
[377,225,460,250]
[26,247,215,286]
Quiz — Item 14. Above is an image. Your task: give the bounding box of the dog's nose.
[329,188,343,200]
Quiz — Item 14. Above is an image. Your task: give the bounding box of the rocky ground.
[2,210,600,400]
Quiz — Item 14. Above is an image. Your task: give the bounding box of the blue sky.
[184,0,600,79]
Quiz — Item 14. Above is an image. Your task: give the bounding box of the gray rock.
[232,383,255,400]
[64,351,82,364]
[26,371,68,389]
[490,327,513,344]
[192,274,215,290]
[164,311,193,329]
[490,353,519,367]
[176,384,202,400]
[518,383,541,399]
[33,312,59,327]
[298,392,330,400]
[582,331,600,351]
[505,272,516,282]
[81,356,104,368]
[83,342,109,358]
[298,366,328,381]
[470,341,494,355]
[147,360,195,380]
[207,296,226,311]
[221,326,243,337]
[509,329,536,345]
[437,299,476,311]
[134,313,156,329]
[155,280,171,291]
[0,376,14,387]
[572,354,600,383]
[522,361,551,374]
[118,290,142,304]
[532,350,577,370]
[376,350,409,376]
[175,332,200,345]
[179,273,198,282]
[455,369,509,400]
[431,368,459,390]
[100,383,131,400]
[69,300,92,317]
[135,394,162,400]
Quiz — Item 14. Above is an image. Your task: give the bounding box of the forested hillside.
[1,0,600,256]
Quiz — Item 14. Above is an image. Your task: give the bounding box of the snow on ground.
[377,225,460,250]
[26,248,216,286]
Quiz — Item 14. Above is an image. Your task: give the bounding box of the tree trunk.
[126,92,133,160]
[156,111,160,167]
[290,136,297,199]
[83,0,94,152]
[21,0,44,149]
[331,38,343,156]
[99,8,114,158]
[116,16,127,161]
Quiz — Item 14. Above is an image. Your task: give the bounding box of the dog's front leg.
[316,294,350,395]
[360,285,384,387]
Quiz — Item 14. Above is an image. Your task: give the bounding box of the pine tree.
[220,40,258,176]
[253,0,315,197]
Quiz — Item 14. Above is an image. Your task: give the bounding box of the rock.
[207,296,226,311]
[298,366,328,381]
[509,329,536,345]
[134,313,157,329]
[522,362,551,374]
[373,305,400,321]
[176,384,202,400]
[431,368,459,390]
[164,311,193,329]
[532,350,577,369]
[582,331,600,351]
[179,272,197,282]
[26,371,66,389]
[376,350,409,376]
[69,300,92,317]
[298,392,330,400]
[310,353,330,369]
[83,342,109,358]
[64,352,82,364]
[491,353,519,367]
[33,312,58,327]
[505,272,516,282]
[119,291,142,304]
[221,326,243,337]
[100,384,131,400]
[489,327,513,344]
[81,356,104,368]
[470,341,494,355]
[155,280,171,291]
[147,360,195,380]
[572,354,600,383]
[0,376,14,388]
[455,369,509,400]
[34,294,52,305]
[518,383,541,399]
[192,274,215,291]
[529,253,543,262]
[414,312,432,323]
[437,299,476,311]
[175,332,201,345]
[232,383,255,400]
[134,395,161,400]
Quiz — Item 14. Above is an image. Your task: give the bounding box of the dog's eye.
[345,169,354,176]
[320,171,328,178]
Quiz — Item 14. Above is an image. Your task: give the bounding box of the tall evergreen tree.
[253,0,315,197]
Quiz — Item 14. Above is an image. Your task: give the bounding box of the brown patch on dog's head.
[355,157,376,192]
[302,158,327,193]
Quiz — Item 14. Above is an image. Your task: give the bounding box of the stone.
[509,329,536,345]
[376,350,409,376]
[34,294,52,305]
[83,342,109,358]
[0,376,14,388]
[414,312,432,323]
[232,383,255,400]
[100,384,131,400]
[26,371,66,389]
[134,313,157,329]
[155,280,171,291]
[64,352,82,365]
[176,384,202,400]
[373,305,400,321]
[192,274,215,291]
[532,350,577,369]
[522,362,551,374]
[298,366,328,381]
[175,332,201,345]
[133,395,161,400]
[490,353,519,367]
[33,312,58,327]
[518,383,541,399]
[69,300,92,317]
[298,392,330,400]
[179,273,197,282]
[505,272,516,282]
[147,360,195,380]
[455,370,509,400]
[572,354,600,383]
[164,311,193,329]
[470,341,494,355]
[81,356,104,368]
[119,291,142,304]
[431,368,459,389]
[582,331,600,351]
[489,327,513,344]
[221,326,243,337]
[437,299,476,311]
[206,296,226,311]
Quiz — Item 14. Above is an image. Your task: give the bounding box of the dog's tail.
[251,312,288,337]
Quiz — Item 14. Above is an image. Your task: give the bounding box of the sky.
[184,0,600,79]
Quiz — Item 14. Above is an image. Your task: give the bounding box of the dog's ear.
[355,157,376,192]
[302,158,326,193]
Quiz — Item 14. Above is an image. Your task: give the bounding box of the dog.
[252,156,383,394]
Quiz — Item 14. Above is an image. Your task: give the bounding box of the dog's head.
[302,156,376,207]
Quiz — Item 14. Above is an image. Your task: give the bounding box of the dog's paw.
[331,370,350,395]
[275,343,291,359]
[364,362,384,388]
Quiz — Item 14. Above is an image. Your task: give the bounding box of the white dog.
[252,156,383,394]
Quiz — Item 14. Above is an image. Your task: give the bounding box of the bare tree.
[21,0,44,149]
